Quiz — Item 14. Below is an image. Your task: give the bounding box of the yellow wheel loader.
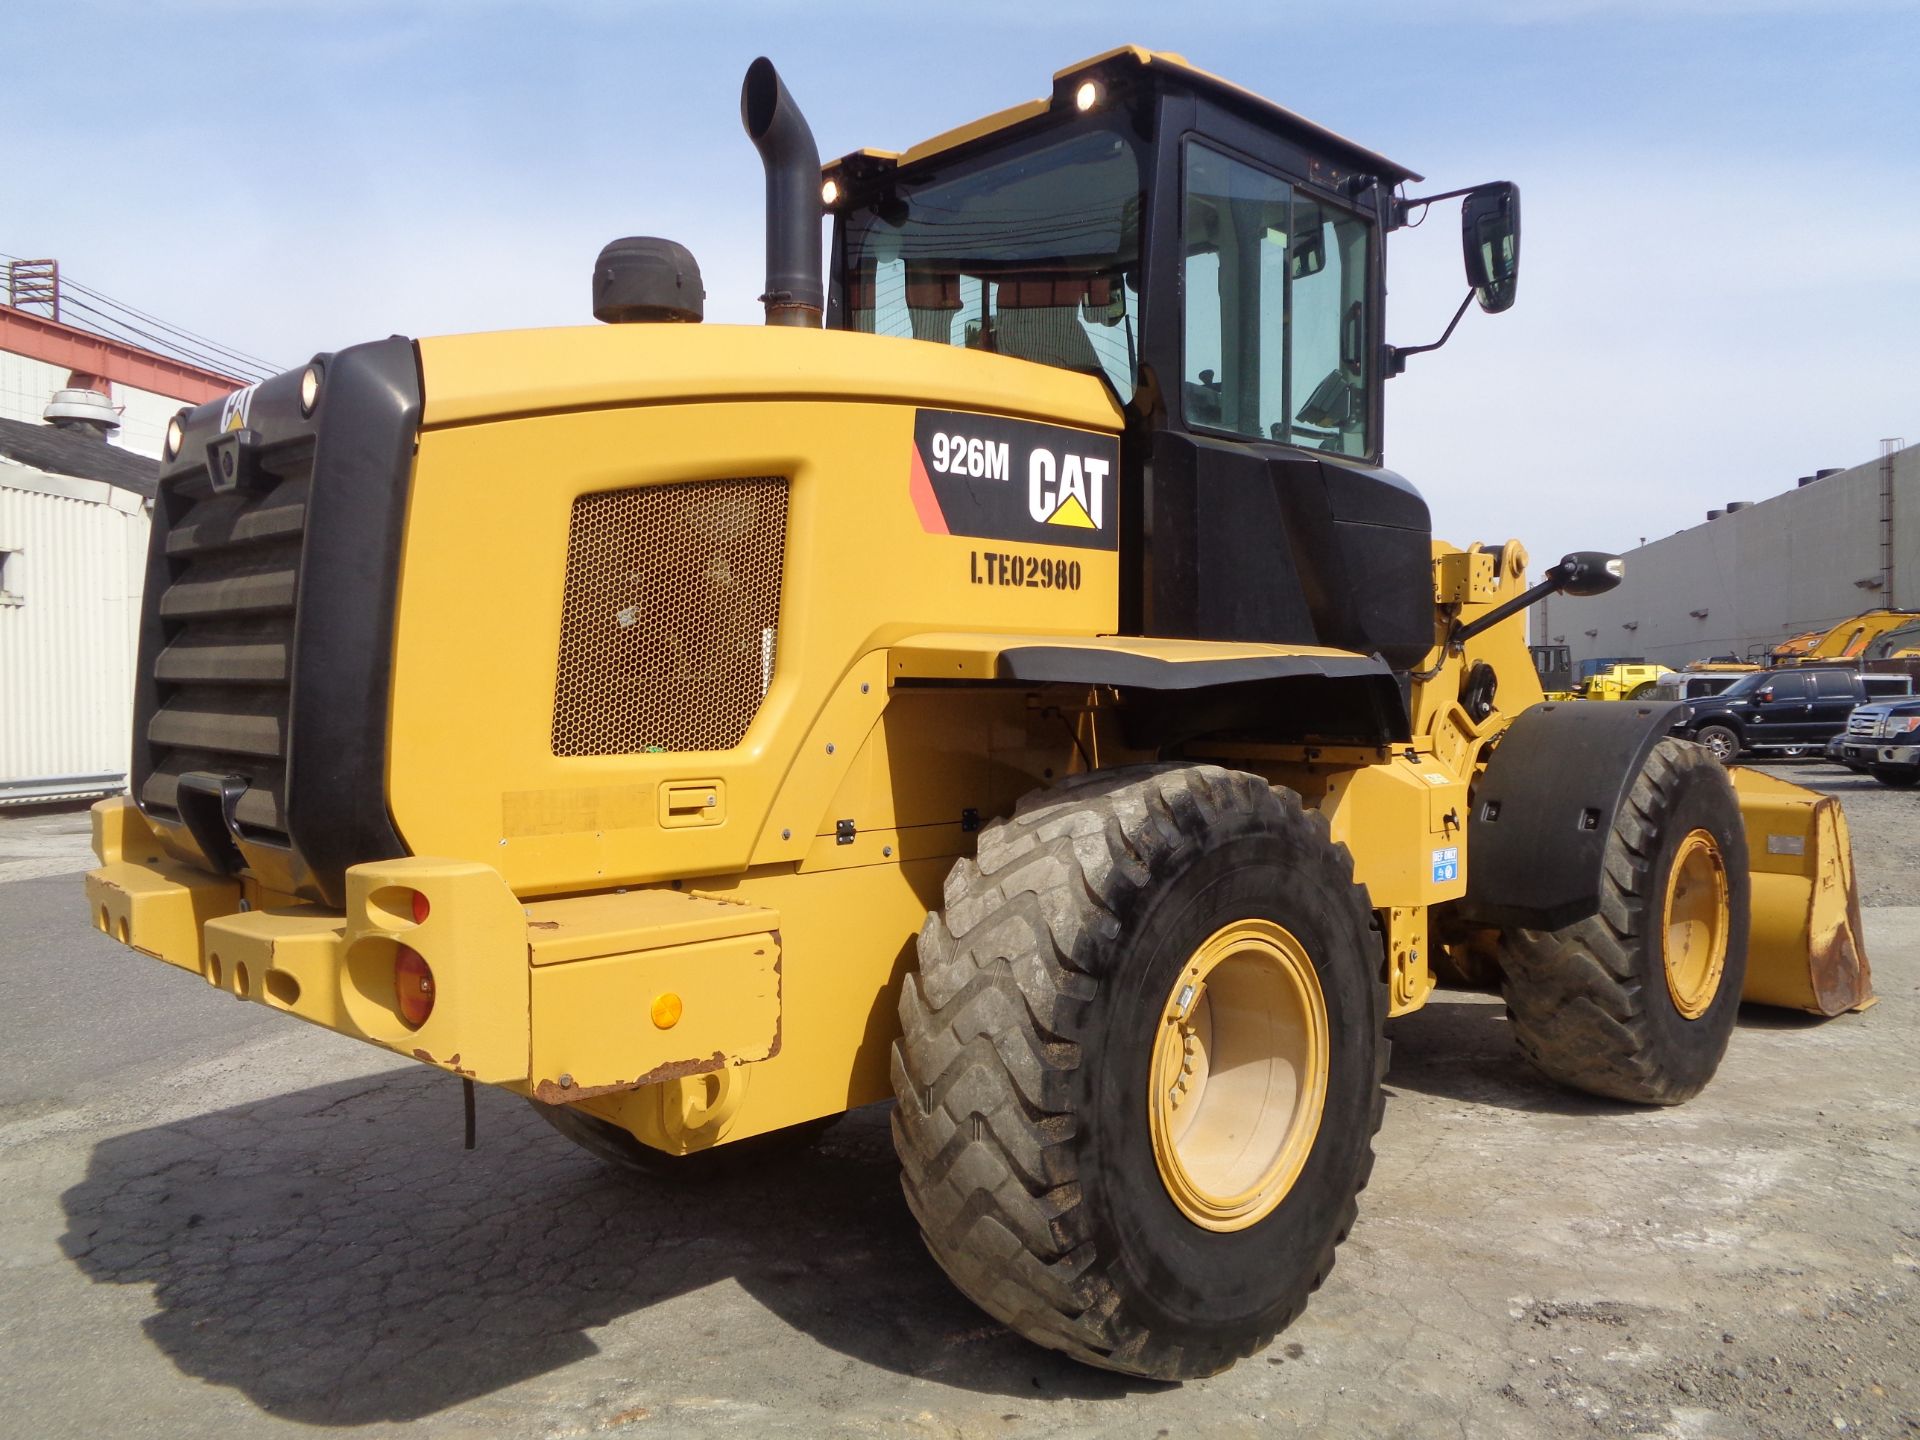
[84,48,1873,1380]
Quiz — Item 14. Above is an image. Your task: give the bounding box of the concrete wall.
[1533,443,1920,667]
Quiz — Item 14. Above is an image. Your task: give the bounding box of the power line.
[57,275,282,373]
[58,295,275,382]
[3,250,284,380]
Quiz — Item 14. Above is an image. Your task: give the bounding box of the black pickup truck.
[1672,668,1913,761]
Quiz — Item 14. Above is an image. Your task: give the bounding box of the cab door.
[1753,671,1814,741]
[1808,669,1860,739]
[1141,122,1433,675]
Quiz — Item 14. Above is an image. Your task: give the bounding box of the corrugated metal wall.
[0,472,149,802]
[1533,444,1920,668]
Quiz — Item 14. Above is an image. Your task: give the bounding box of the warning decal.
[910,410,1119,552]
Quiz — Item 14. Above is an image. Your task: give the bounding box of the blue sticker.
[1431,846,1459,883]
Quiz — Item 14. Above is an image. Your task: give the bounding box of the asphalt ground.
[1,762,1914,1439]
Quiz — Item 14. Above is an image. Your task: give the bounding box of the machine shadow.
[1383,991,1639,1116]
[59,1072,1149,1424]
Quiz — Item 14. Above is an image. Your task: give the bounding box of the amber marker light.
[651,993,684,1029]
[395,947,434,1028]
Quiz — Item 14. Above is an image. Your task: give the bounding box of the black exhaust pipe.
[741,57,823,328]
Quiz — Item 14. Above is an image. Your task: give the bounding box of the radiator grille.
[551,478,788,756]
[142,449,313,841]
[1847,711,1878,738]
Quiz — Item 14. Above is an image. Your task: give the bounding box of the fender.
[888,631,1408,745]
[1453,699,1688,931]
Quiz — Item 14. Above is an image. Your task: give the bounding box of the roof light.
[1074,80,1100,112]
[820,178,839,206]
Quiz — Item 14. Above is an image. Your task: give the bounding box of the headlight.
[164,413,187,460]
[1889,715,1920,736]
[300,364,323,416]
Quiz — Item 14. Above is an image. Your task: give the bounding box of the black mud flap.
[1454,700,1687,931]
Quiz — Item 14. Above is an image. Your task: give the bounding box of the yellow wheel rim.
[1663,829,1730,1019]
[1148,919,1329,1232]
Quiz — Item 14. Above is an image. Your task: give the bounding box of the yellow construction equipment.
[1577,660,1667,700]
[82,47,1872,1380]
[1778,609,1920,664]
[1727,769,1874,1015]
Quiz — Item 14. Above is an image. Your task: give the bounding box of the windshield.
[839,121,1145,401]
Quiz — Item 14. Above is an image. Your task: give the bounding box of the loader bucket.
[1728,767,1875,1016]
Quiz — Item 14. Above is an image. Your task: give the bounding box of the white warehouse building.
[2,270,245,804]
[1533,441,1919,669]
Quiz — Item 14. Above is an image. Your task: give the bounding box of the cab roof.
[825,46,1422,190]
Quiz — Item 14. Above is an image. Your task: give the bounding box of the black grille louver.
[142,455,312,848]
[131,338,423,906]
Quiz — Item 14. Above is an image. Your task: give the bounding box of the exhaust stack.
[740,57,823,327]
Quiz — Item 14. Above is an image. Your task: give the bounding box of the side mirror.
[1462,182,1521,314]
[1547,551,1623,597]
[1757,687,1775,703]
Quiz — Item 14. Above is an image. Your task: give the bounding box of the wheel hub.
[1148,919,1329,1232]
[1663,828,1730,1019]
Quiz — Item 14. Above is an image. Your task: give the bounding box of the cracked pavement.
[2,764,1917,1438]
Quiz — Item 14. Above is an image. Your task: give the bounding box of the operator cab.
[822,47,1520,670]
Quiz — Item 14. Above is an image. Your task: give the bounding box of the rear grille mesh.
[551,479,788,757]
[142,454,312,842]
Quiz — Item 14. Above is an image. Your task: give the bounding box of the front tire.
[891,765,1386,1380]
[1871,765,1920,789]
[1694,723,1740,762]
[1497,739,1750,1105]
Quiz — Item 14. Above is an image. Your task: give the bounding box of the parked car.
[1835,696,1920,787]
[1672,669,1914,760]
[1652,672,1743,704]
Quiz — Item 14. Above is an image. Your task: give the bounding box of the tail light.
[396,890,433,1027]
[395,947,434,1028]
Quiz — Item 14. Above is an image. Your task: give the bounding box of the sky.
[5,0,1917,575]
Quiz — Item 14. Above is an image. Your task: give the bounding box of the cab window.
[1180,140,1372,456]
[840,123,1145,402]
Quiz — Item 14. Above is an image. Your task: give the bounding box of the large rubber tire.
[1694,723,1741,762]
[892,765,1386,1380]
[531,1101,837,1182]
[1496,739,1750,1105]
[1870,765,1920,789]
[1628,681,1660,700]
